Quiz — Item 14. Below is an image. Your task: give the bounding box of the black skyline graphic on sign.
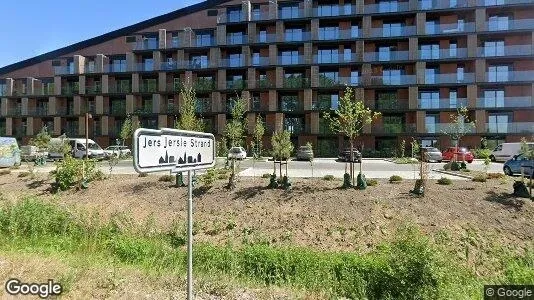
[159,150,202,165]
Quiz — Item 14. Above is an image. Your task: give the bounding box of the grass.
[393,157,418,164]
[0,197,532,299]
[389,175,403,183]
[366,179,378,186]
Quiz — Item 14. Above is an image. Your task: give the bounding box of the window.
[171,33,180,47]
[419,91,440,108]
[191,55,208,69]
[425,20,437,34]
[484,90,505,108]
[420,44,439,59]
[143,58,154,71]
[449,90,458,108]
[229,53,243,67]
[196,32,213,46]
[484,40,505,56]
[383,69,401,85]
[488,114,509,133]
[485,0,505,5]
[252,52,260,66]
[86,61,95,73]
[457,66,464,82]
[228,32,244,44]
[281,50,300,64]
[314,94,339,110]
[317,4,338,16]
[383,116,404,134]
[488,15,509,31]
[425,115,438,133]
[111,58,127,72]
[284,117,304,134]
[68,61,75,74]
[252,5,261,20]
[279,95,300,111]
[252,96,261,111]
[318,49,339,63]
[425,68,437,84]
[285,28,303,41]
[450,0,457,6]
[320,71,339,82]
[488,65,509,82]
[259,30,267,43]
[279,4,299,19]
[227,7,242,22]
[142,36,158,50]
[376,92,398,110]
[378,46,393,61]
[379,0,399,12]
[344,49,352,62]
[350,71,359,85]
[351,25,359,38]
[319,27,339,40]
[0,83,6,96]
[383,23,402,37]
[449,42,457,58]
[142,79,157,93]
[420,0,433,9]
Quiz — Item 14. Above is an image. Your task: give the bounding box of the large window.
[484,40,505,56]
[488,114,509,133]
[195,32,213,46]
[488,65,509,82]
[314,94,339,110]
[425,68,438,84]
[379,0,399,12]
[110,58,127,72]
[420,44,440,59]
[284,117,304,134]
[383,23,402,37]
[190,55,208,69]
[318,49,339,63]
[252,52,260,66]
[383,69,402,85]
[141,36,158,50]
[319,26,339,40]
[376,92,398,110]
[383,115,404,134]
[227,32,244,44]
[279,4,299,19]
[0,83,5,96]
[488,15,509,31]
[484,90,505,108]
[229,53,243,67]
[227,7,242,22]
[280,50,300,65]
[285,28,303,41]
[425,114,438,133]
[419,91,440,108]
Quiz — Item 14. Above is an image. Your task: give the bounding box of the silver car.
[421,147,442,162]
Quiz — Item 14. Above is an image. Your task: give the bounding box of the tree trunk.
[350,140,355,186]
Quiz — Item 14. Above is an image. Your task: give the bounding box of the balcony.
[196,100,211,113]
[478,0,534,6]
[418,98,468,109]
[365,2,410,13]
[370,75,416,85]
[54,66,75,76]
[419,48,468,60]
[420,0,469,9]
[425,123,476,134]
[134,63,155,72]
[476,97,533,108]
[255,33,276,43]
[61,84,79,96]
[372,123,416,134]
[184,60,209,70]
[319,76,359,87]
[226,34,248,45]
[194,79,216,92]
[108,83,131,94]
[313,4,354,17]
[285,32,311,42]
[312,99,336,110]
[109,105,126,116]
[166,82,183,92]
[219,58,244,68]
[133,40,159,51]
[363,51,409,62]
[251,56,270,66]
[104,64,128,73]
[370,26,416,38]
[217,12,244,24]
[478,45,533,57]
[424,73,475,84]
[314,53,358,64]
[27,107,48,116]
[486,19,534,31]
[279,100,304,112]
[31,85,55,96]
[252,11,270,21]
[485,71,534,83]
[226,80,246,90]
[139,82,158,93]
[284,123,305,135]
[283,77,310,88]
[376,99,410,111]
[278,8,305,20]
[486,122,534,134]
[425,23,475,35]
[133,107,154,116]
[160,61,181,71]
[192,37,215,47]
[5,107,21,116]
[86,84,102,95]
[278,56,305,65]
[257,79,274,88]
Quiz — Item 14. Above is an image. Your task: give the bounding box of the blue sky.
[0,0,200,68]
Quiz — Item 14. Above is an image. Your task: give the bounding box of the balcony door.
[484,90,505,108]
[420,91,439,109]
[488,65,509,82]
[484,40,505,57]
[425,115,438,133]
[488,114,509,133]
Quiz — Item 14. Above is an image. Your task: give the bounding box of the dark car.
[339,148,362,162]
[503,153,534,176]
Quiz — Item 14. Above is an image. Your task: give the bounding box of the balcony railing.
[376,99,410,110]
[476,97,533,108]
[226,80,246,90]
[279,101,304,112]
[27,107,48,116]
[419,48,468,60]
[425,22,475,34]
[485,71,534,82]
[478,0,534,6]
[139,82,158,93]
[217,12,245,24]
[219,58,244,68]
[109,106,127,116]
[313,5,354,17]
[61,84,79,96]
[251,11,270,21]
[166,82,183,92]
[477,45,533,57]
[255,33,276,43]
[424,73,475,84]
[486,19,534,31]
[486,122,534,134]
[133,40,159,51]
[314,53,358,64]
[257,79,274,88]
[364,51,409,62]
[312,99,336,110]
[108,83,131,94]
[370,26,416,38]
[196,101,211,113]
[134,63,155,72]
[226,34,248,45]
[425,123,476,134]
[133,107,154,116]
[285,32,311,42]
[86,84,101,94]
[365,2,410,13]
[6,107,21,116]
[418,98,468,109]
[318,76,359,87]
[278,8,305,20]
[160,61,181,71]
[283,77,310,88]
[104,64,128,73]
[420,0,469,9]
[370,75,416,85]
[54,66,75,75]
[184,60,209,70]
[194,79,216,92]
[372,124,416,134]
[278,56,305,65]
[251,57,270,66]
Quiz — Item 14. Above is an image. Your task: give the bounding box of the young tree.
[29,126,51,150]
[120,114,138,146]
[323,87,380,187]
[271,130,294,189]
[441,106,475,162]
[251,115,265,159]
[224,96,247,190]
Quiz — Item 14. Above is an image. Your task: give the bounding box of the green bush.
[473,148,492,159]
[323,175,335,181]
[472,174,487,182]
[262,173,271,179]
[198,168,219,187]
[0,169,12,176]
[443,162,452,171]
[54,156,103,191]
[437,177,452,185]
[366,179,378,186]
[389,175,403,183]
[158,175,175,182]
[451,162,461,171]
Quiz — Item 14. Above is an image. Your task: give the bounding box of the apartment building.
[0,0,533,156]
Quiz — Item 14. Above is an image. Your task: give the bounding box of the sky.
[0,0,200,68]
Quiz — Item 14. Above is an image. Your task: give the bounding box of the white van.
[491,142,534,162]
[0,137,21,168]
[68,138,105,160]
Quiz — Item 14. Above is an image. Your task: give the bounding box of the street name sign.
[133,128,215,173]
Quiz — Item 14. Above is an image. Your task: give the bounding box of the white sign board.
[133,128,215,173]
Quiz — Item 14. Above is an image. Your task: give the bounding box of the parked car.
[296,146,314,161]
[68,138,106,160]
[491,142,534,162]
[227,147,247,160]
[421,147,442,162]
[339,148,362,162]
[442,147,474,163]
[503,153,534,177]
[104,145,131,158]
[0,137,21,168]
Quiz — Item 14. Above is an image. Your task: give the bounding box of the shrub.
[323,175,335,181]
[0,169,11,176]
[262,173,271,179]
[472,174,487,182]
[158,175,175,182]
[443,162,452,171]
[487,173,505,180]
[389,175,403,183]
[366,179,378,186]
[17,172,30,178]
[437,177,452,185]
[54,156,102,191]
[198,168,219,187]
[473,148,492,159]
[451,162,461,171]
[138,172,148,177]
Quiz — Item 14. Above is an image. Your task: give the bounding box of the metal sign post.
[133,128,215,300]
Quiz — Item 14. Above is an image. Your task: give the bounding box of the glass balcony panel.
[476,97,532,108]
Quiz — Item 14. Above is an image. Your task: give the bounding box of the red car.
[442,147,474,163]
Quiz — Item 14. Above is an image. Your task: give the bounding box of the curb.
[432,169,474,179]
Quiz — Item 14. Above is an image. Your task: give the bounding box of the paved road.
[17,158,505,180]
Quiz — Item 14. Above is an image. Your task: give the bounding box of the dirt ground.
[1,172,533,257]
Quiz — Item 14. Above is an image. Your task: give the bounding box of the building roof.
[0,0,230,76]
